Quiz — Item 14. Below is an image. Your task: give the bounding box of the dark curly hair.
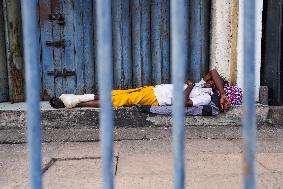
[49,97,66,109]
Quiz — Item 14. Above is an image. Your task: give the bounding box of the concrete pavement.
[1,138,283,189]
[0,102,278,143]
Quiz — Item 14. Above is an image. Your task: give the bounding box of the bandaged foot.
[59,94,95,108]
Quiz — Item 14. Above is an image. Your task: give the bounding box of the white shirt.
[153,79,213,106]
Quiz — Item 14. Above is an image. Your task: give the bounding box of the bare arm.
[203,71,212,82]
[204,69,230,111]
[206,69,225,95]
[77,100,100,108]
[184,80,195,107]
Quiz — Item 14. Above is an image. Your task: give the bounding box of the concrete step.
[0,102,281,143]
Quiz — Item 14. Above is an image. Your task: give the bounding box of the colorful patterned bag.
[223,81,243,105]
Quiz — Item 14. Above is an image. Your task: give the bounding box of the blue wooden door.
[39,0,94,99]
[38,0,210,99]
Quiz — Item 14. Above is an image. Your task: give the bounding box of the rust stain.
[51,0,61,13]
[39,1,50,21]
[242,144,249,177]
[9,18,25,103]
[230,0,239,85]
[10,63,24,103]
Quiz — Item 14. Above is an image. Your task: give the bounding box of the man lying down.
[50,69,242,116]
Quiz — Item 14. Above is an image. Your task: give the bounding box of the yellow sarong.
[112,86,159,108]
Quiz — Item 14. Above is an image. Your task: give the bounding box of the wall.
[210,0,263,101]
[210,0,234,81]
[237,0,263,101]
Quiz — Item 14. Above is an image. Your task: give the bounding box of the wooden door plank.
[52,0,64,97]
[131,0,142,87]
[112,0,132,89]
[73,0,84,94]
[188,0,202,81]
[140,0,152,86]
[83,0,95,94]
[160,0,170,83]
[39,0,55,100]
[151,1,171,85]
[188,0,210,81]
[131,0,151,87]
[0,0,9,102]
[62,0,75,94]
[3,0,25,102]
[151,0,162,85]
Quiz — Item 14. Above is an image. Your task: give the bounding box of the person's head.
[49,97,66,109]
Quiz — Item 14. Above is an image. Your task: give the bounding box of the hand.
[220,94,230,112]
[186,80,195,86]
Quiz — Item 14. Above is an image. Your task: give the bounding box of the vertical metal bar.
[96,0,114,189]
[21,0,42,189]
[242,0,256,189]
[171,0,187,188]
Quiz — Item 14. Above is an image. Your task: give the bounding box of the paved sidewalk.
[0,102,273,143]
[1,138,283,189]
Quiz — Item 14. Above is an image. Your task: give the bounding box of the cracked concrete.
[0,101,280,144]
[1,138,283,189]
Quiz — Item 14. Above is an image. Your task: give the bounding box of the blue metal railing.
[171,0,187,188]
[96,0,114,189]
[21,1,257,189]
[242,0,257,189]
[21,0,42,189]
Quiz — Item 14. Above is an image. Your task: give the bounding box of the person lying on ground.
[50,69,236,112]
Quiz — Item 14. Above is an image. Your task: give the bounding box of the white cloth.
[59,94,95,108]
[153,79,213,106]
